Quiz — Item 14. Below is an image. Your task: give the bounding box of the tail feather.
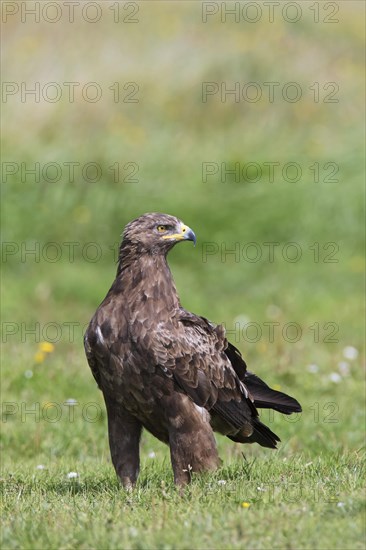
[229,418,280,449]
[223,341,301,449]
[244,372,302,414]
[225,342,301,415]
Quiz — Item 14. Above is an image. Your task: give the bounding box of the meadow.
[1,2,365,549]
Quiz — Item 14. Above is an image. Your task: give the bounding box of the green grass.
[1,2,365,549]
[2,451,365,550]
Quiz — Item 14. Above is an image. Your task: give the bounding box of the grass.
[2,452,365,550]
[1,2,365,549]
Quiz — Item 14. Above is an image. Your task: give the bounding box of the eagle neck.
[116,250,180,311]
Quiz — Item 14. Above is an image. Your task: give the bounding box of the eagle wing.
[153,308,263,438]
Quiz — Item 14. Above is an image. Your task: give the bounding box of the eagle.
[84,213,301,487]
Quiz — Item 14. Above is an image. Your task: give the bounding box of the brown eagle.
[84,213,301,487]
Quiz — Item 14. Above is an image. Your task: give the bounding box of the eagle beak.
[162,224,197,246]
[182,225,197,246]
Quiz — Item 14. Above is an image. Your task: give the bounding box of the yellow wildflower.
[34,351,46,363]
[39,342,55,353]
[241,502,251,509]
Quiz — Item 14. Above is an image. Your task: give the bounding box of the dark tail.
[229,417,280,449]
[225,342,301,415]
[223,342,301,448]
[244,372,302,414]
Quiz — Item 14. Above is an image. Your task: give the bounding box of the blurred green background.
[2,0,364,459]
[1,1,365,548]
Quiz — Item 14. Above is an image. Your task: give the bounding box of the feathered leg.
[166,396,220,485]
[104,394,142,489]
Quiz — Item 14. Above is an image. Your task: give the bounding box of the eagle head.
[121,213,196,255]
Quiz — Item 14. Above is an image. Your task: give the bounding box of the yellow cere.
[162,224,188,240]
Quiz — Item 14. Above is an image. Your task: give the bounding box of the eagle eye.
[157,224,168,233]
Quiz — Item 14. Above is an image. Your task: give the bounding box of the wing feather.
[153,309,259,432]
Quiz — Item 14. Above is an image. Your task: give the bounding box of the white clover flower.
[24,370,33,379]
[338,361,350,376]
[337,502,345,508]
[36,464,45,470]
[329,373,342,383]
[67,471,78,479]
[148,451,156,459]
[64,398,78,406]
[217,479,226,485]
[343,346,358,360]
